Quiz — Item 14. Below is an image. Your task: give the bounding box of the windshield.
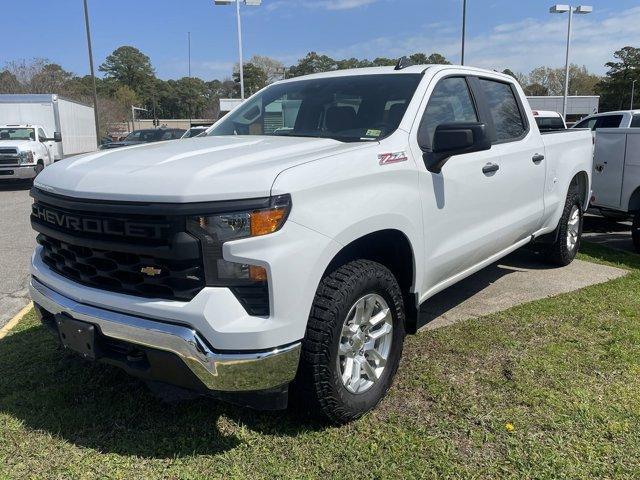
[124,130,163,142]
[0,127,35,141]
[535,116,565,131]
[183,127,207,138]
[208,74,422,142]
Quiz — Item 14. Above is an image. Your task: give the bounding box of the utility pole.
[461,0,467,65]
[83,0,100,145]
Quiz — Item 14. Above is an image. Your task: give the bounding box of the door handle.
[482,163,500,174]
[532,153,545,163]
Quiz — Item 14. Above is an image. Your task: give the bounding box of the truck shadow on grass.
[0,325,326,459]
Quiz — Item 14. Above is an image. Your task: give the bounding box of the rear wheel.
[544,186,583,266]
[632,212,640,253]
[294,260,405,424]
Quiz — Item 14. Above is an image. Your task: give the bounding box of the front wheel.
[544,186,583,266]
[294,260,406,424]
[632,212,640,253]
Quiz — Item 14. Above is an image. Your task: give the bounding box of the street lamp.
[82,0,100,146]
[631,79,637,110]
[549,4,593,120]
[214,0,262,100]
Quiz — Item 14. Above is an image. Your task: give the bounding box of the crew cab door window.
[631,115,640,127]
[418,77,478,147]
[478,79,526,142]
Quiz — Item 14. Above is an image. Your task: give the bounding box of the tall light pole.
[461,0,467,65]
[213,0,262,101]
[631,79,637,110]
[188,31,192,78]
[550,4,592,120]
[82,0,100,145]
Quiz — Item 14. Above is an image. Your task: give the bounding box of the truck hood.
[35,135,373,202]
[0,140,32,151]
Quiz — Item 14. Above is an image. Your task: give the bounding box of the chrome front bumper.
[0,165,38,179]
[29,277,301,392]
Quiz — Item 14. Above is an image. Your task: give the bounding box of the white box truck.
[0,94,97,160]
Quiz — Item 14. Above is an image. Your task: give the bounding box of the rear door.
[472,77,546,237]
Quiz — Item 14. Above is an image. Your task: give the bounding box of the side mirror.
[420,122,491,173]
[53,132,62,142]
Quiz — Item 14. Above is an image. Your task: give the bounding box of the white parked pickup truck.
[29,65,593,423]
[0,124,60,180]
[590,128,640,252]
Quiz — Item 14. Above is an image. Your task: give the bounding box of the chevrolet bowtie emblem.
[140,266,162,277]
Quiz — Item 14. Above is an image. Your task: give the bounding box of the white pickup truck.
[0,124,60,180]
[29,65,593,423]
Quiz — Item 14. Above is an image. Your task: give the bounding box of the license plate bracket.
[55,314,99,360]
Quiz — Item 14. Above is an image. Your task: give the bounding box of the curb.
[0,302,33,340]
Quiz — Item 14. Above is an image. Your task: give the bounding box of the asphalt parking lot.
[0,185,635,330]
[0,182,36,329]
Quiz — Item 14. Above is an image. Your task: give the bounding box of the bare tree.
[248,55,285,84]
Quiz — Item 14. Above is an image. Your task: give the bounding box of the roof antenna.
[394,56,414,71]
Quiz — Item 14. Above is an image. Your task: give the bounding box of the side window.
[631,115,640,128]
[595,115,623,129]
[37,128,47,142]
[478,79,526,142]
[419,77,478,147]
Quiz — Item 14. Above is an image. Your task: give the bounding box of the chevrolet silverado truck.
[0,124,60,180]
[29,64,593,423]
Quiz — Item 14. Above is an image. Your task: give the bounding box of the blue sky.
[2,0,639,81]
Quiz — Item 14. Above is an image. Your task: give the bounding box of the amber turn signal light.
[250,208,288,237]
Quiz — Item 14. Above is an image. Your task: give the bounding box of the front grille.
[37,234,205,300]
[30,189,271,314]
[0,158,18,166]
[0,148,18,155]
[31,191,206,301]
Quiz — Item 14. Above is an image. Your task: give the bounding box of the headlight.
[187,195,291,286]
[18,151,34,165]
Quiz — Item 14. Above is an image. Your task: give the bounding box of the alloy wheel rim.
[337,293,393,394]
[566,205,581,251]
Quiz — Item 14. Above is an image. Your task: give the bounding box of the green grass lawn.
[1,243,639,479]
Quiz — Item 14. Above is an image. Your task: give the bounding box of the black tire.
[632,212,640,254]
[34,162,44,175]
[293,260,406,424]
[544,185,583,266]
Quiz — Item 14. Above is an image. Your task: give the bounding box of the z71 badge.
[378,152,408,165]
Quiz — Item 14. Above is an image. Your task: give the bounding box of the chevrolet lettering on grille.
[32,203,170,240]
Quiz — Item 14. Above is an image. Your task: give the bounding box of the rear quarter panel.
[540,129,593,231]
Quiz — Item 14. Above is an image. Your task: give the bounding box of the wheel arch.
[321,229,421,334]
[572,170,590,211]
[628,186,640,213]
